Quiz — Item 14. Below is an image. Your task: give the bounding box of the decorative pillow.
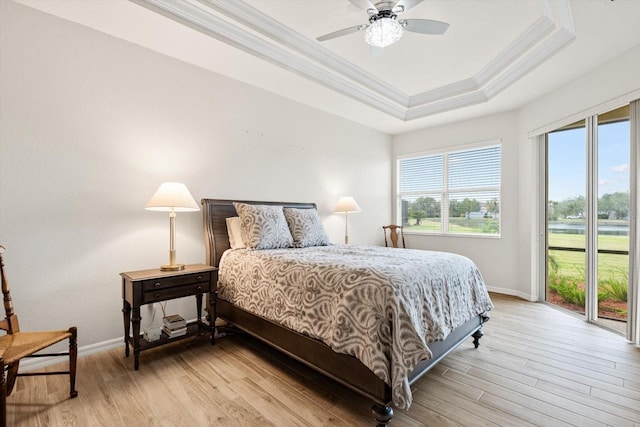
[283,207,332,248]
[233,202,293,250]
[225,217,245,249]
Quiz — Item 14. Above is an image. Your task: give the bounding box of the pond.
[548,223,629,236]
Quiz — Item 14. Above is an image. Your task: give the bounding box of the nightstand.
[120,264,217,370]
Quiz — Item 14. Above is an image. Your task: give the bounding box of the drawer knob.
[155,293,161,298]
[196,275,202,281]
[197,286,203,291]
[154,282,161,288]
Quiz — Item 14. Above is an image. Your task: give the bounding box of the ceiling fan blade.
[348,0,378,13]
[317,25,367,42]
[401,19,449,35]
[392,0,424,13]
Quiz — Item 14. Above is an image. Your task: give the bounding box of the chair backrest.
[382,225,405,248]
[0,245,20,334]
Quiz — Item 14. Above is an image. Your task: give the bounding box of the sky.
[547,120,630,202]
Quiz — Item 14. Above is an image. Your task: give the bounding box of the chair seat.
[0,245,78,426]
[0,330,72,364]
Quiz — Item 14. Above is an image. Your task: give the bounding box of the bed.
[202,199,492,426]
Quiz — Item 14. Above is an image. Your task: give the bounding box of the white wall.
[392,111,523,297]
[0,1,391,349]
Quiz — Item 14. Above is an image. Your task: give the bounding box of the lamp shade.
[145,182,199,212]
[334,196,361,213]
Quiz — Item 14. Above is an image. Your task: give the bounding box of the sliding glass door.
[547,119,587,316]
[546,105,630,333]
[595,106,630,331]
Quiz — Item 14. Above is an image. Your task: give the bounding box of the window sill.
[403,231,501,239]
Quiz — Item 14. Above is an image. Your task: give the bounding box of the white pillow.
[283,208,331,248]
[233,202,294,250]
[226,217,245,249]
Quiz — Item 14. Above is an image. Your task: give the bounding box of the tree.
[413,196,440,218]
[449,199,461,217]
[459,198,480,216]
[486,198,499,215]
[548,200,559,221]
[449,198,481,218]
[599,191,629,219]
[557,195,585,218]
[408,208,427,225]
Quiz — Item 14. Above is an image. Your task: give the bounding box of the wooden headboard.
[200,199,317,267]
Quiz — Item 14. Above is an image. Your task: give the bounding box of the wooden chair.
[382,225,405,248]
[0,246,77,427]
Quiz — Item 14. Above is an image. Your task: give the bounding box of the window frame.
[396,139,502,238]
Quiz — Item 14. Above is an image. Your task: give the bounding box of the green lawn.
[404,218,499,234]
[404,219,441,232]
[548,233,629,251]
[548,233,629,282]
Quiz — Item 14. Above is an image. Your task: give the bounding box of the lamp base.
[160,263,185,271]
[161,249,184,271]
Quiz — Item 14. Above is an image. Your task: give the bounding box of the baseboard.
[20,337,124,372]
[486,286,536,302]
[20,316,213,372]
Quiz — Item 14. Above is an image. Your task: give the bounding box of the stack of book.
[162,314,187,338]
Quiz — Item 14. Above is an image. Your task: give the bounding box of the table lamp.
[335,196,361,244]
[145,182,199,271]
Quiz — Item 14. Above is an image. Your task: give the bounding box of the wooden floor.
[7,294,640,426]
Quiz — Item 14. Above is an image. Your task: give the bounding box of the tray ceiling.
[14,0,640,134]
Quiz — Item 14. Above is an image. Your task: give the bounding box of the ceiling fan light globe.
[364,17,402,48]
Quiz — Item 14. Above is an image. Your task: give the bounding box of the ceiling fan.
[316,0,449,48]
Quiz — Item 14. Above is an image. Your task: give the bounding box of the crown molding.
[406,12,574,119]
[132,0,575,122]
[199,0,410,108]
[474,13,555,88]
[405,90,489,121]
[484,27,576,100]
[133,0,407,118]
[408,78,479,109]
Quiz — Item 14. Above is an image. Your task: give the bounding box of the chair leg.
[1,358,6,427]
[68,327,78,398]
[4,363,18,397]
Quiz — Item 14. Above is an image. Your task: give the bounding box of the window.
[397,142,501,236]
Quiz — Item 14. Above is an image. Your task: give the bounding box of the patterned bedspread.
[218,245,493,409]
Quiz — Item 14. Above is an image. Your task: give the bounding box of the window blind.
[398,143,501,236]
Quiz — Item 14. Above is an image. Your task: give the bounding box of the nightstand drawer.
[142,272,210,292]
[143,282,208,304]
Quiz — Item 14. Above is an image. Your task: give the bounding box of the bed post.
[472,314,490,348]
[372,404,393,426]
[472,329,483,348]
